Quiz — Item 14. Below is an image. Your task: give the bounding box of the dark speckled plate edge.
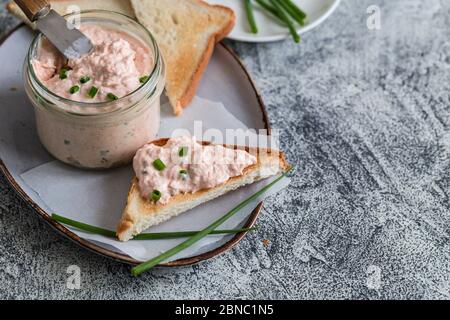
[0,24,271,267]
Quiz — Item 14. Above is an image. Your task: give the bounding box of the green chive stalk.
[131,171,290,276]
[269,0,301,43]
[52,214,116,238]
[282,0,307,20]
[254,0,283,21]
[244,0,258,34]
[51,214,257,240]
[279,0,305,26]
[134,227,257,240]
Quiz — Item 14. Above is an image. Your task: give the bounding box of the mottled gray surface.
[1,0,450,300]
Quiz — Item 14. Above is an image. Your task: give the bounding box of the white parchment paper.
[20,97,290,262]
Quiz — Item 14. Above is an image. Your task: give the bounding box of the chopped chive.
[131,169,292,276]
[180,169,188,180]
[51,213,258,240]
[59,68,69,80]
[244,0,258,34]
[139,75,149,84]
[80,76,91,84]
[153,159,166,171]
[107,93,119,101]
[179,146,188,157]
[151,190,162,202]
[87,86,98,98]
[69,85,80,94]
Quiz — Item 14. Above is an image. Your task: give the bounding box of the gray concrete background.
[1,0,450,300]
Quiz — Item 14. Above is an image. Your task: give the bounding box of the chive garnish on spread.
[107,93,119,101]
[69,86,80,94]
[88,86,98,98]
[59,68,68,80]
[153,159,166,171]
[180,169,188,180]
[179,146,188,157]
[151,190,162,202]
[80,76,91,84]
[139,75,149,83]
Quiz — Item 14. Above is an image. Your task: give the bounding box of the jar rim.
[26,10,162,111]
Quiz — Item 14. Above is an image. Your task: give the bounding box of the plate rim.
[0,24,271,267]
[227,0,341,43]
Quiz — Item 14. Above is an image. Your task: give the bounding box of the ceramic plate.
[0,25,270,266]
[208,0,341,42]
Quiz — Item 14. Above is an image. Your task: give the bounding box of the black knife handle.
[14,0,51,22]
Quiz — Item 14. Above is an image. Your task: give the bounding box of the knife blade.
[14,0,93,59]
[36,10,93,60]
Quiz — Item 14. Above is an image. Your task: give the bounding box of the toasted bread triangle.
[117,139,290,241]
[130,0,236,115]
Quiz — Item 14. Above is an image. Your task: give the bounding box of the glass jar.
[23,10,165,169]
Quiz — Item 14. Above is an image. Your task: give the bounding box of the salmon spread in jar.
[24,11,166,169]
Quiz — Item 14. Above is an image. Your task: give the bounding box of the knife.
[14,0,93,59]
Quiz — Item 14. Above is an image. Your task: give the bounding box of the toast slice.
[117,139,290,241]
[6,0,135,28]
[130,0,235,115]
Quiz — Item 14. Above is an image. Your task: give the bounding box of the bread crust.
[6,1,14,13]
[117,138,290,241]
[175,1,236,115]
